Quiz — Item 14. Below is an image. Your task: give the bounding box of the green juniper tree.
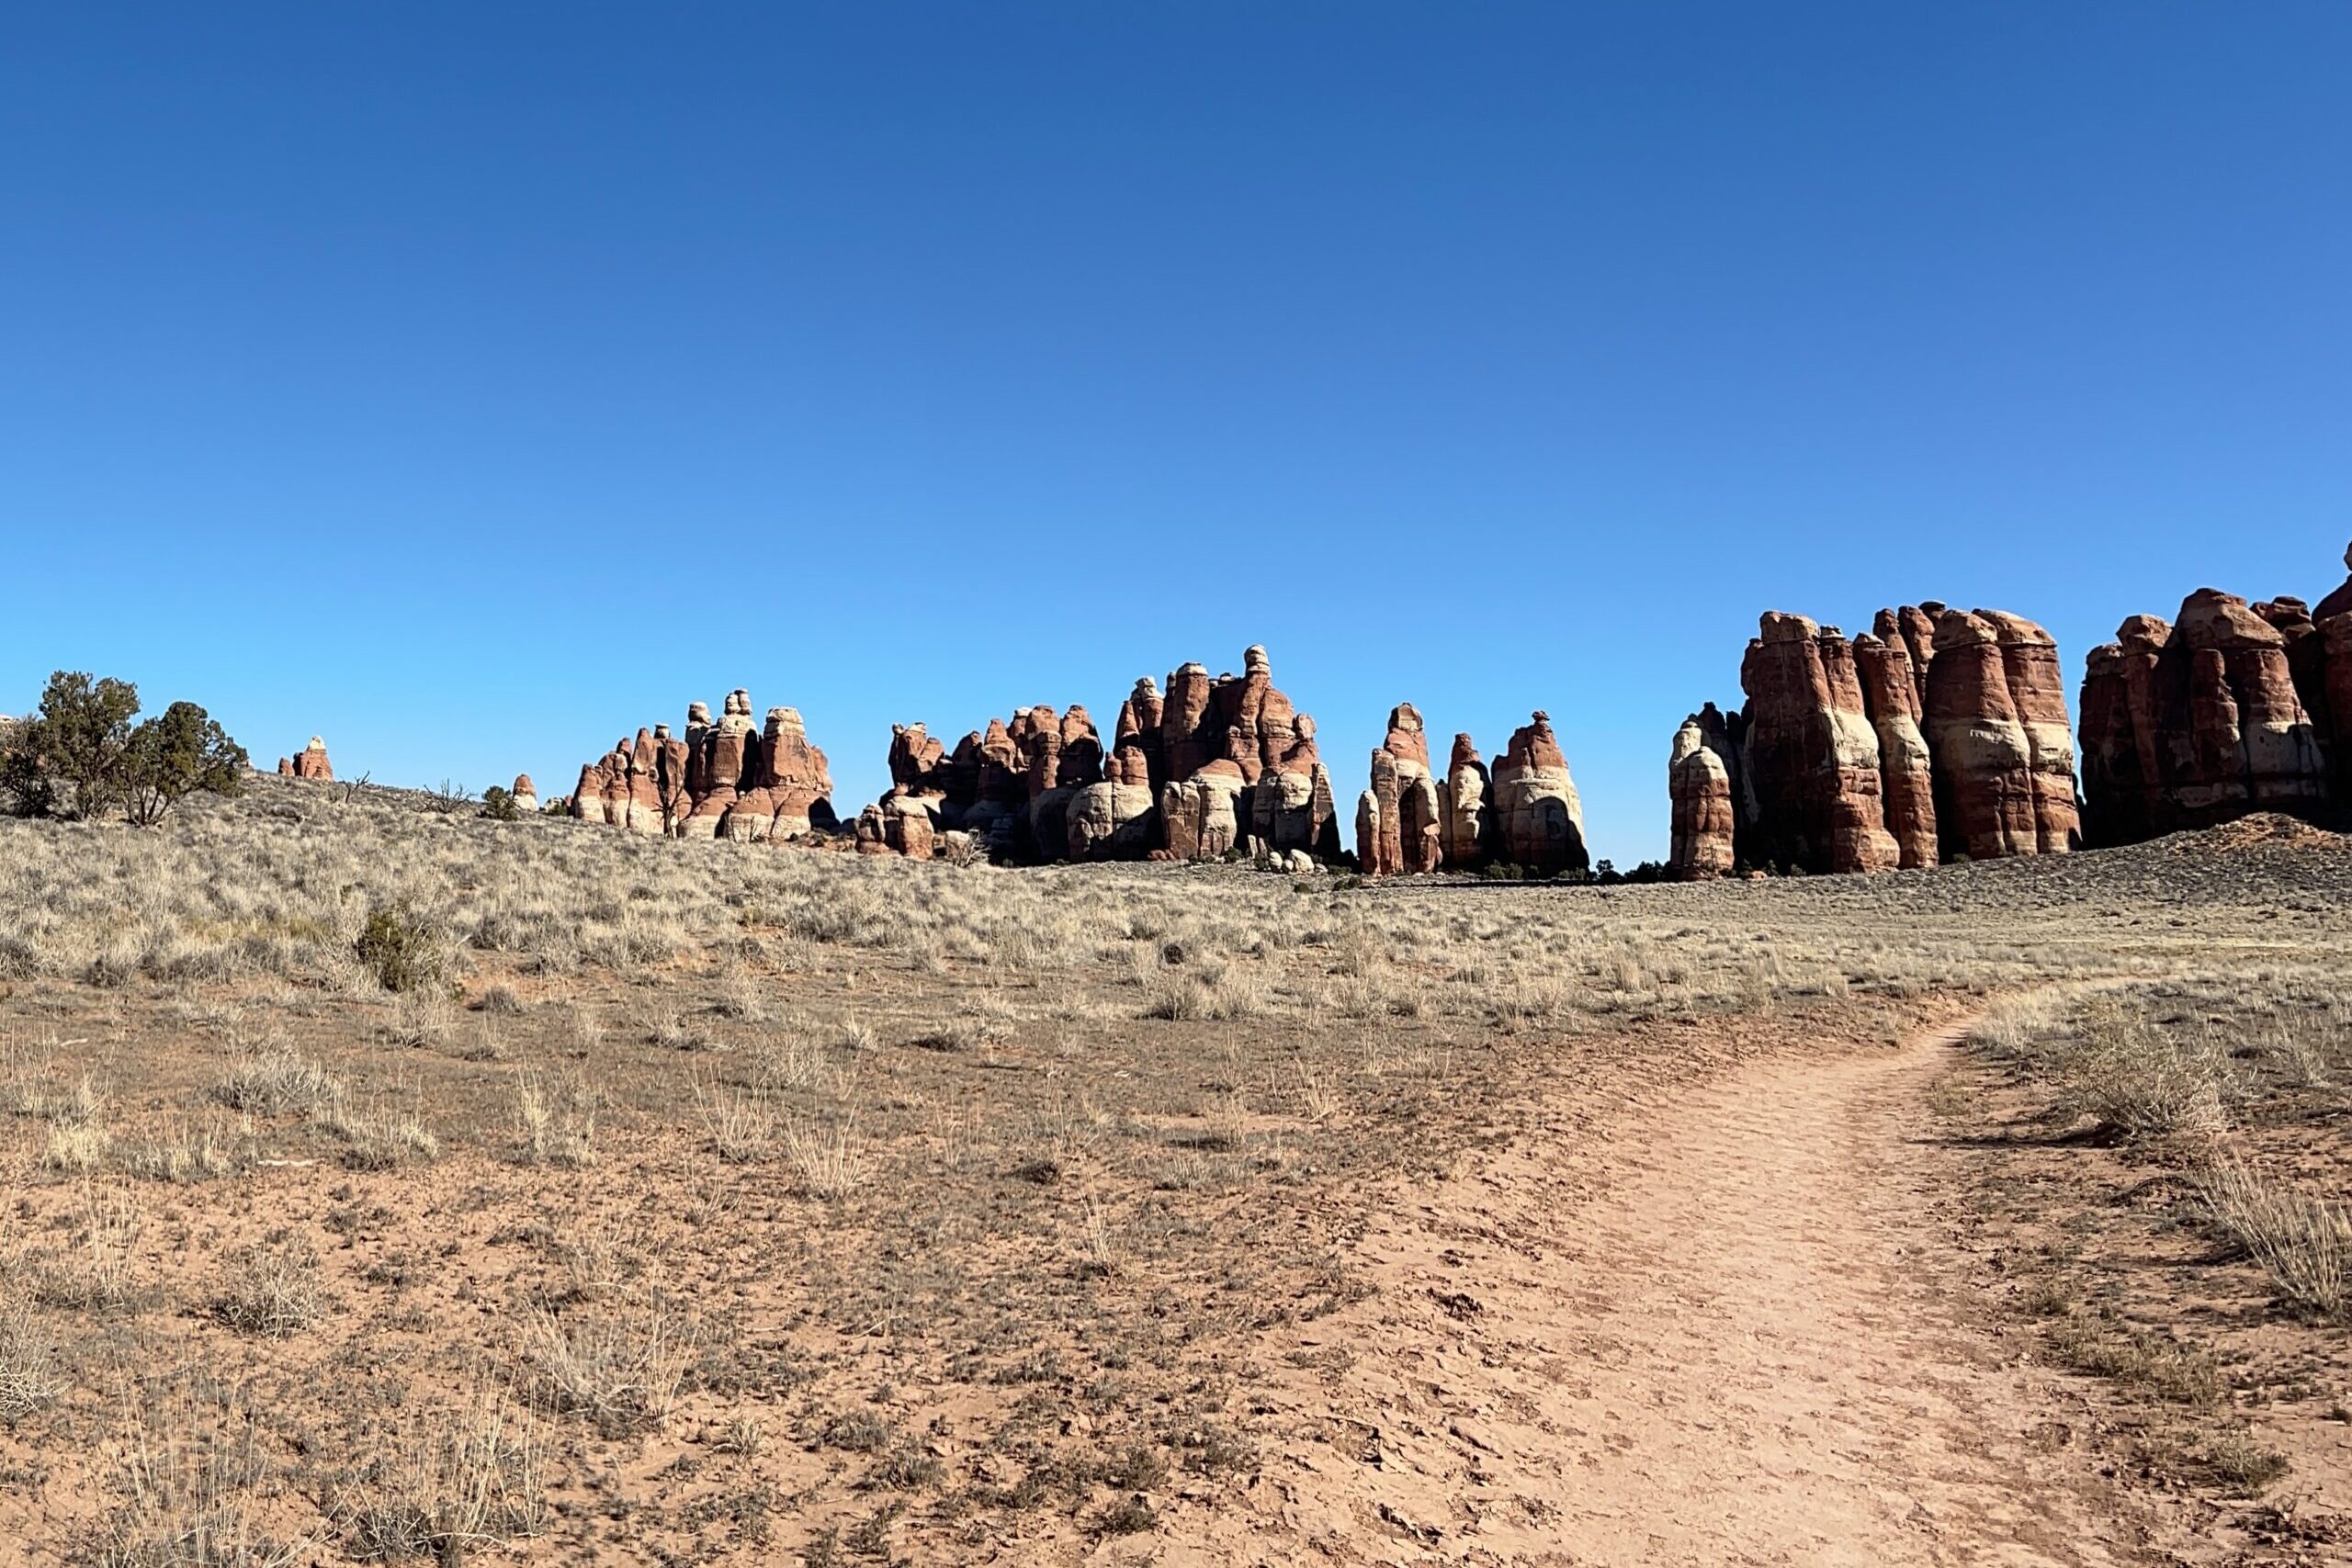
[1,671,141,818]
[121,701,248,826]
[2,671,247,825]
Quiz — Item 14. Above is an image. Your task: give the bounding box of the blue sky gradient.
[4,5,2346,863]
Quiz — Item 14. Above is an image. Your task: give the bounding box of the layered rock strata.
[2080,543,2352,844]
[1359,709,1585,877]
[570,691,834,841]
[1668,714,1736,880]
[1674,604,2078,877]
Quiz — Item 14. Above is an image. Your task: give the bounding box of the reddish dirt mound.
[2167,812,2346,854]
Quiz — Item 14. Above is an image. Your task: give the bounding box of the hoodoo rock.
[722,708,837,842]
[570,691,833,842]
[1925,610,2080,862]
[1362,711,1581,878]
[511,774,537,815]
[1355,705,1442,877]
[1739,615,1899,875]
[2317,542,2352,624]
[1163,761,1249,862]
[855,794,936,860]
[1668,716,1736,880]
[1067,777,1157,861]
[1492,713,1590,877]
[2081,562,2347,845]
[1679,605,2077,876]
[1438,734,1494,869]
[1115,681,1168,790]
[281,737,334,782]
[1854,626,1938,867]
[861,648,1340,865]
[1356,748,1402,877]
[888,724,949,795]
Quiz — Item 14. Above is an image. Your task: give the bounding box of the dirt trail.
[1211,1018,2152,1567]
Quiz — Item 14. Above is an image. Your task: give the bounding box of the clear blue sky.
[4,5,2346,864]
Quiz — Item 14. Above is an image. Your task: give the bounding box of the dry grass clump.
[384,987,458,1050]
[640,1001,714,1054]
[1967,988,2080,1061]
[326,1395,545,1562]
[520,1290,697,1438]
[0,1292,62,1425]
[2193,1160,2350,1321]
[2199,1430,2292,1495]
[781,1113,865,1200]
[85,1386,305,1568]
[210,1046,336,1114]
[122,1115,240,1184]
[1141,965,1261,1023]
[2054,1005,2229,1137]
[211,1241,322,1339]
[745,1034,820,1091]
[2044,1310,2223,1405]
[472,982,526,1016]
[314,1085,438,1169]
[513,1067,597,1168]
[42,1113,111,1175]
[27,1070,110,1173]
[1993,995,2231,1138]
[692,1077,775,1165]
[28,1183,141,1313]
[1290,1060,1342,1122]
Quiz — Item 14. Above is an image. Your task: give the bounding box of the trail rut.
[1226,1018,2153,1567]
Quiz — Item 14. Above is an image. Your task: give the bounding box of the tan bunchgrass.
[2194,1159,2349,1321]
[782,1113,865,1200]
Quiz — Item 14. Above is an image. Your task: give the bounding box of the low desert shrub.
[356,903,449,994]
[87,1386,301,1567]
[211,1046,337,1114]
[2194,1160,2349,1320]
[2050,1001,2227,1137]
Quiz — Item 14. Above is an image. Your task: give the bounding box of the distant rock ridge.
[2079,542,2352,846]
[568,689,836,841]
[1668,604,2079,879]
[860,646,1341,864]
